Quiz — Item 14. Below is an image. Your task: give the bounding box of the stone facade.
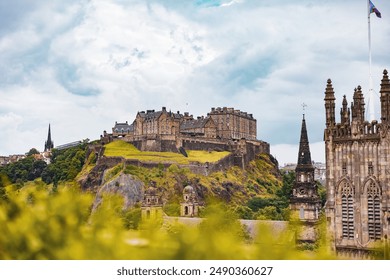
[208,107,257,140]
[180,185,199,217]
[101,106,269,167]
[141,186,163,220]
[324,69,390,257]
[108,106,257,141]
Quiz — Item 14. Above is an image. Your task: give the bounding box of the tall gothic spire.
[297,114,313,167]
[44,124,54,152]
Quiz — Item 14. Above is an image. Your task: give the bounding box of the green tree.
[26,148,40,156]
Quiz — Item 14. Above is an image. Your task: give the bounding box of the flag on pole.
[369,0,382,18]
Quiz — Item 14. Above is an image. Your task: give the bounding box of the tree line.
[0,144,87,187]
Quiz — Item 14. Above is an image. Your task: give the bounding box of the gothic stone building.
[324,69,390,257]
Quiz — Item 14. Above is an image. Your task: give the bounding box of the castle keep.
[324,69,390,257]
[101,107,269,167]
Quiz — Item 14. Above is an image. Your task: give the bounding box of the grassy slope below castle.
[103,140,230,164]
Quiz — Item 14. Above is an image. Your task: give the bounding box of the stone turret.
[351,86,365,124]
[324,79,336,128]
[340,95,350,126]
[380,69,390,123]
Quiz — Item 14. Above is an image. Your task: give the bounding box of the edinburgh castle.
[101,106,269,168]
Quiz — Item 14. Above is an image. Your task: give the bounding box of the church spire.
[297,114,313,167]
[290,113,320,227]
[44,124,54,152]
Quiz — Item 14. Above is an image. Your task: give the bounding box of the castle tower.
[44,124,54,152]
[141,186,163,220]
[180,185,199,217]
[324,69,390,258]
[290,114,321,223]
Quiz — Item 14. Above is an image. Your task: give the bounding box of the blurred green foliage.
[0,180,341,260]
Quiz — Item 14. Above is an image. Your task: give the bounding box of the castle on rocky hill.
[101,106,269,167]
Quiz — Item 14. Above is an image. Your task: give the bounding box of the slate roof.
[138,109,183,120]
[113,122,134,133]
[180,117,211,130]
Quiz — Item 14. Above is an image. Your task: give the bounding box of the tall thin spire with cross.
[44,124,54,152]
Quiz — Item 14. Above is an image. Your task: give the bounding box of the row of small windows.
[342,161,374,175]
[340,180,382,241]
[297,173,312,183]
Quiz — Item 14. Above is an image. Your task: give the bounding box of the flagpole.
[368,0,375,121]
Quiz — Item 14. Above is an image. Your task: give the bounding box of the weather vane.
[301,103,307,113]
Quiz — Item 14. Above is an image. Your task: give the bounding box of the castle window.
[185,206,189,215]
[341,181,354,239]
[367,181,381,240]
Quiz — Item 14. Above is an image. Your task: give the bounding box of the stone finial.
[325,79,335,101]
[342,95,347,105]
[380,69,390,94]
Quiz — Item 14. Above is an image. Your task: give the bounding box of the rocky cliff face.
[80,150,282,211]
[92,173,144,211]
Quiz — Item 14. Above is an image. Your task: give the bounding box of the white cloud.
[0,0,389,162]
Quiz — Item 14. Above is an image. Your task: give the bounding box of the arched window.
[341,181,354,239]
[146,210,150,219]
[185,206,189,215]
[367,181,381,240]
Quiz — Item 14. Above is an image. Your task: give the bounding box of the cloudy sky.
[0,0,389,166]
